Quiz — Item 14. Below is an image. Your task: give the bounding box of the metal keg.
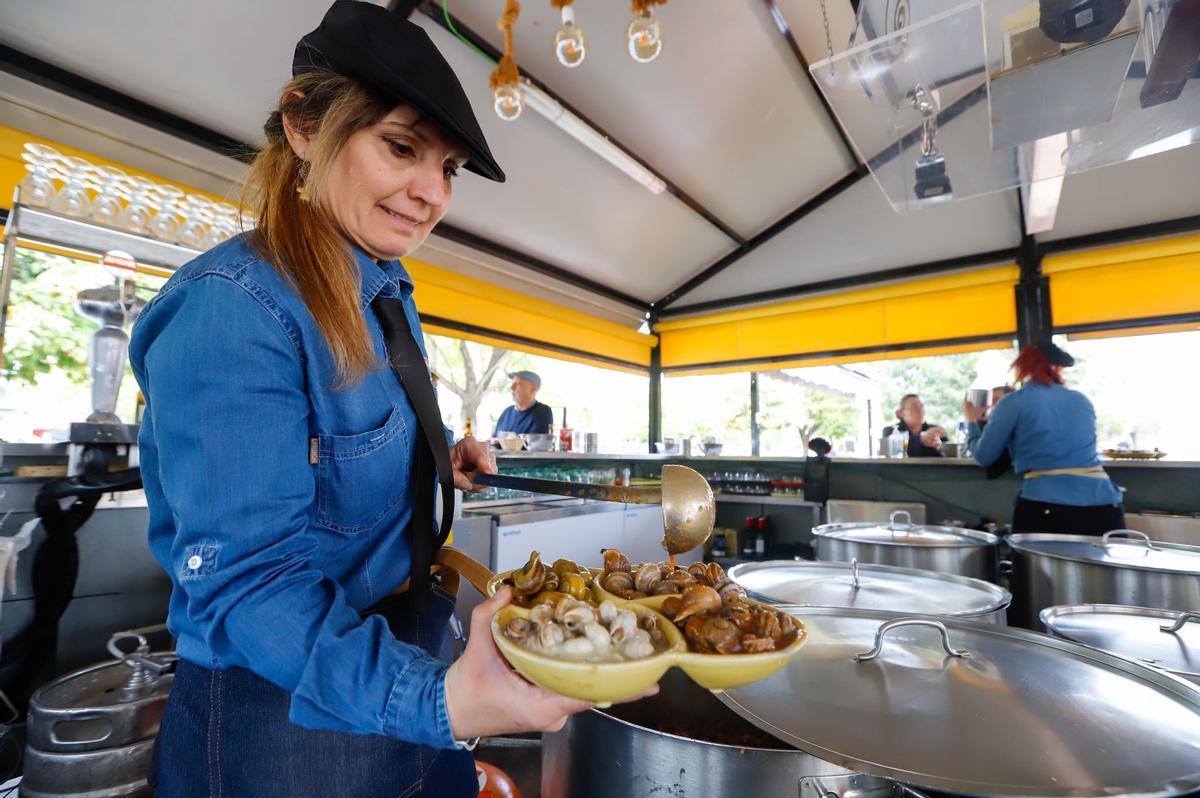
[23,626,175,798]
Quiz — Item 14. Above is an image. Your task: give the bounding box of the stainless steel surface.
[850,617,970,662]
[1007,533,1200,629]
[825,500,927,524]
[541,669,922,798]
[966,388,990,408]
[729,559,1011,623]
[463,498,623,526]
[7,202,200,271]
[1125,512,1200,546]
[718,606,1200,797]
[24,642,175,798]
[474,472,664,503]
[815,513,1000,581]
[1040,604,1200,684]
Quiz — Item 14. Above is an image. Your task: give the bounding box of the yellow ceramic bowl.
[490,604,686,707]
[621,593,809,692]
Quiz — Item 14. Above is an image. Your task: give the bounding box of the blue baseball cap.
[508,371,541,390]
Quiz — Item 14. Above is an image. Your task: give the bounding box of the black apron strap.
[370,296,455,599]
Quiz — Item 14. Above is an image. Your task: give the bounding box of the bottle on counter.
[464,417,473,437]
[711,530,727,558]
[742,517,756,558]
[755,516,768,558]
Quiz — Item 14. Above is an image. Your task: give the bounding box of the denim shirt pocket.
[315,406,411,534]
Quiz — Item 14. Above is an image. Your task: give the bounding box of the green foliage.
[758,373,858,442]
[3,250,95,386]
[861,354,982,430]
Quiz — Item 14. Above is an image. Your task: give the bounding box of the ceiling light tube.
[520,79,667,194]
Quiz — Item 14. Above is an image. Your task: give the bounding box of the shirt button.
[187,555,203,570]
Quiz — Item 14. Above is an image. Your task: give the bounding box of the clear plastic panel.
[814,0,1200,212]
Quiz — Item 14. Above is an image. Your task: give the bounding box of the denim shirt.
[129,235,456,748]
[966,382,1123,507]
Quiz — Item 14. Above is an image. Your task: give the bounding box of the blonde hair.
[243,72,394,386]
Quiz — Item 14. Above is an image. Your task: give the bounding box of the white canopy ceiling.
[1,0,1197,326]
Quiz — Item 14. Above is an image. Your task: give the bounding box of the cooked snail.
[503,598,665,663]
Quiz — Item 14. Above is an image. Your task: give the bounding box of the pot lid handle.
[1161,610,1200,634]
[1097,529,1159,550]
[852,618,971,663]
[888,510,914,534]
[850,557,861,590]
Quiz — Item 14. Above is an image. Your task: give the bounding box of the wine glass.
[117,176,157,234]
[19,143,61,208]
[148,184,184,242]
[50,156,95,218]
[89,165,128,227]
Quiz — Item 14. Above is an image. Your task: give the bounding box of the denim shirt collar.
[353,247,414,309]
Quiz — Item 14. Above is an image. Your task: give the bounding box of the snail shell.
[609,609,638,643]
[529,603,554,625]
[512,551,549,596]
[505,617,533,641]
[660,595,683,619]
[619,628,655,660]
[651,580,680,596]
[633,562,662,594]
[687,562,710,585]
[538,621,566,650]
[673,585,722,623]
[582,622,613,650]
[667,570,696,588]
[559,637,596,660]
[561,605,596,631]
[602,548,631,574]
[598,600,618,625]
[602,570,635,594]
[718,581,745,604]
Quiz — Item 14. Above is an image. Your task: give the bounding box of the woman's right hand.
[443,586,594,739]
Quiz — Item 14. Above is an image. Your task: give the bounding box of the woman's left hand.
[450,437,496,492]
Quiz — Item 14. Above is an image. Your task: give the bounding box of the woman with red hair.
[964,340,1125,534]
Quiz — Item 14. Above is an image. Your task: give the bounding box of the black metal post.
[750,372,761,457]
[1014,234,1051,348]
[648,314,662,453]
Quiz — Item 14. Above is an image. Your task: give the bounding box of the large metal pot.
[729,558,1011,624]
[540,669,925,798]
[814,510,1000,581]
[717,607,1200,797]
[1041,605,1200,685]
[1006,530,1200,629]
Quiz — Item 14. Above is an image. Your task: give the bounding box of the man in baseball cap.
[493,370,554,437]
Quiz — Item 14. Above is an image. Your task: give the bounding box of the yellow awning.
[1045,234,1200,329]
[665,339,1013,377]
[406,258,656,370]
[657,265,1019,370]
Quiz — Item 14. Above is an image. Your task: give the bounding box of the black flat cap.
[1035,338,1075,367]
[294,1,504,182]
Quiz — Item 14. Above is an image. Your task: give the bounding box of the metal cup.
[966,388,989,408]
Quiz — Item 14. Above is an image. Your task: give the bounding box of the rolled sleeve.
[132,274,454,748]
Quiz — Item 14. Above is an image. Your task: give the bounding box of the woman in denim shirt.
[132,5,591,794]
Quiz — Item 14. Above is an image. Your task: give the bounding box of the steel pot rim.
[814,523,999,548]
[1008,532,1200,576]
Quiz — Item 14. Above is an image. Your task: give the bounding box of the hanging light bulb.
[553,5,587,68]
[626,10,664,63]
[493,84,524,121]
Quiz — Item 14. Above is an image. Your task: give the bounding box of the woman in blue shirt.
[132,5,590,795]
[964,341,1125,535]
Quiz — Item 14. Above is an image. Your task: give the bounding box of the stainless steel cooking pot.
[814,510,1000,581]
[1041,604,1200,685]
[718,607,1200,797]
[729,558,1011,624]
[1006,530,1200,629]
[540,669,926,798]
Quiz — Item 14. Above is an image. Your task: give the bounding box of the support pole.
[648,314,662,454]
[750,372,761,457]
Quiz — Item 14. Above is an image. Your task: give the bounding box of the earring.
[296,181,311,202]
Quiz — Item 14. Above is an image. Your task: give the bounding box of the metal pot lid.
[814,511,999,548]
[1008,531,1200,575]
[728,560,1010,617]
[718,607,1200,797]
[1041,605,1200,681]
[32,654,175,709]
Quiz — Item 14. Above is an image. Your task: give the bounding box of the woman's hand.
[962,400,985,424]
[450,436,496,492]
[443,587,594,738]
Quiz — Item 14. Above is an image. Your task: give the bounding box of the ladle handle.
[1099,530,1158,550]
[1161,611,1200,634]
[852,618,970,662]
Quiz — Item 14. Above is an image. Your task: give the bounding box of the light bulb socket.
[561,5,575,25]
